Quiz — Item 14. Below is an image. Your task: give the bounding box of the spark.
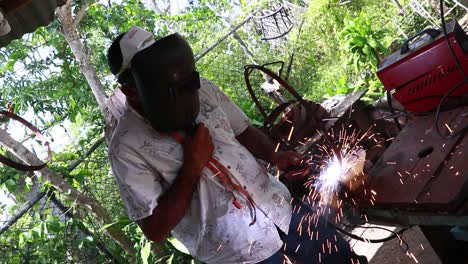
[410,252,419,263]
[248,240,253,254]
[287,126,295,141]
[274,143,281,153]
[211,171,221,178]
[420,244,424,250]
[445,123,453,134]
[295,244,301,253]
[216,244,223,252]
[386,161,397,165]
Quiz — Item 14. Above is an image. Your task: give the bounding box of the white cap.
[117,25,155,76]
[0,19,10,36]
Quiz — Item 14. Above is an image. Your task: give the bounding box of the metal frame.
[255,5,294,41]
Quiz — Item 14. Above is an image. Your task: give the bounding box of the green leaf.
[141,241,151,264]
[99,218,132,231]
[25,176,33,187]
[5,179,17,192]
[167,254,174,264]
[18,233,25,247]
[168,237,190,255]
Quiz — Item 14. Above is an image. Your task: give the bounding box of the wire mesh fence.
[0,0,467,263]
[0,140,127,263]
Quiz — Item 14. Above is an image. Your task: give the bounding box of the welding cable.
[434,0,468,139]
[373,112,411,120]
[328,220,408,245]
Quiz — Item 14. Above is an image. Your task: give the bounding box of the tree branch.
[73,1,91,28]
[195,10,258,62]
[57,0,109,122]
[0,127,136,259]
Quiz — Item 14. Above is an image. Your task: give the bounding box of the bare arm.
[137,165,199,242]
[235,125,308,180]
[235,125,277,163]
[138,123,213,242]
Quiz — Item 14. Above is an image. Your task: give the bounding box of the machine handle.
[400,28,441,54]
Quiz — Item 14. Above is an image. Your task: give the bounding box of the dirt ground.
[351,225,442,264]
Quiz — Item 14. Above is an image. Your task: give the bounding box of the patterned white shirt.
[108,78,292,264]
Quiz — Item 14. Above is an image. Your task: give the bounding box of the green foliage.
[0,203,108,263]
[339,12,389,73]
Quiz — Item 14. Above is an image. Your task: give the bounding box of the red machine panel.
[377,20,468,112]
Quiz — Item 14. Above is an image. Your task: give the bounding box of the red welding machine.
[377,20,468,112]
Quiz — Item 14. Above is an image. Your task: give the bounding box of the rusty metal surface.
[297,89,368,154]
[359,106,468,213]
[0,0,62,48]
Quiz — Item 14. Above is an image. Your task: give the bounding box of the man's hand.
[270,151,310,181]
[182,123,214,177]
[138,123,214,243]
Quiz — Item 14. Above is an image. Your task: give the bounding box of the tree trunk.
[0,128,136,259]
[55,0,171,258]
[56,0,108,123]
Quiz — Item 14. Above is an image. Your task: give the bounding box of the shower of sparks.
[277,123,391,263]
[304,124,378,208]
[265,119,394,263]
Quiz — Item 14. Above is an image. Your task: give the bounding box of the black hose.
[435,0,468,139]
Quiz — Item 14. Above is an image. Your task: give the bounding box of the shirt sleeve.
[109,147,163,222]
[202,78,250,136]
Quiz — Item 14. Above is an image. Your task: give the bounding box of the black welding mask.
[118,26,200,133]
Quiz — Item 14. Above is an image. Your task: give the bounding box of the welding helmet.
[118,26,200,133]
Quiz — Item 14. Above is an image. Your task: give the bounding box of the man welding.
[106,25,367,264]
